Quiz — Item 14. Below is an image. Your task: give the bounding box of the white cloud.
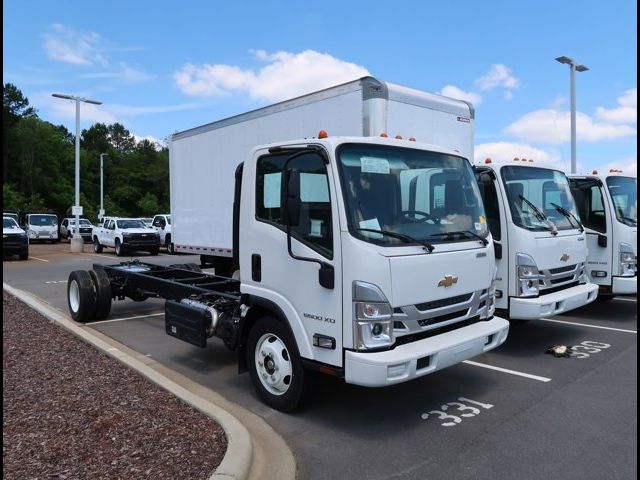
[475,64,519,91]
[594,88,637,124]
[43,24,108,66]
[81,63,155,83]
[504,108,637,144]
[439,85,483,105]
[475,142,561,168]
[134,134,166,150]
[596,157,637,176]
[173,49,370,101]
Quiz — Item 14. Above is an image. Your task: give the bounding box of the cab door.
[570,178,613,285]
[475,168,509,309]
[241,148,343,367]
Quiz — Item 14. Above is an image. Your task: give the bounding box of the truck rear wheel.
[89,269,112,319]
[246,316,305,412]
[93,237,103,253]
[67,270,97,323]
[149,247,160,256]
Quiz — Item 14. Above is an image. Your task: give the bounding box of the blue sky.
[3,0,637,173]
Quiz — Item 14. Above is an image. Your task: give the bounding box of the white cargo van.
[569,170,637,298]
[474,158,599,320]
[68,77,509,411]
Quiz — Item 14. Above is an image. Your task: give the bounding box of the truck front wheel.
[115,239,125,257]
[247,316,305,412]
[93,237,103,253]
[19,247,29,261]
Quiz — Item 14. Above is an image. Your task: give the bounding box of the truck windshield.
[29,215,57,226]
[501,166,579,232]
[116,219,146,229]
[69,219,92,226]
[4,218,19,229]
[337,144,488,246]
[606,176,637,226]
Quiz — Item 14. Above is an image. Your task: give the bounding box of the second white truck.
[569,169,637,298]
[474,158,599,320]
[92,217,161,256]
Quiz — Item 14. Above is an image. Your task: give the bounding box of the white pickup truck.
[92,217,161,256]
[151,214,173,253]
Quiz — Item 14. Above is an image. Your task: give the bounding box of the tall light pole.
[52,93,102,252]
[99,153,108,220]
[555,56,589,174]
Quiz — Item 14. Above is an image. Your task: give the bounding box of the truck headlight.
[353,281,394,350]
[516,253,539,297]
[619,243,637,277]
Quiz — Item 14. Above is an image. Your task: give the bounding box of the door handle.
[252,254,262,282]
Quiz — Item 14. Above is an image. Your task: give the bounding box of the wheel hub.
[255,333,293,396]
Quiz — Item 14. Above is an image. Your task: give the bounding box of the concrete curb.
[3,282,252,480]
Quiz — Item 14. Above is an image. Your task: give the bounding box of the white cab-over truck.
[92,217,161,256]
[569,170,637,298]
[67,77,509,411]
[474,158,599,320]
[20,212,59,243]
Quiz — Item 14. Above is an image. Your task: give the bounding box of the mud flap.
[165,300,209,348]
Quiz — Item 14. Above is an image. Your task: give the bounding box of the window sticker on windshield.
[361,157,390,174]
[359,218,383,239]
[479,215,487,224]
[310,219,323,238]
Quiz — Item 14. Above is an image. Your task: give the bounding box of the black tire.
[89,269,112,320]
[595,295,615,303]
[67,270,97,323]
[183,263,202,273]
[19,248,29,261]
[115,239,125,257]
[246,316,305,412]
[166,235,175,254]
[149,247,160,256]
[93,237,103,253]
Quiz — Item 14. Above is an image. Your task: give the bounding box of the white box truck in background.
[569,170,637,298]
[474,158,599,320]
[68,77,509,411]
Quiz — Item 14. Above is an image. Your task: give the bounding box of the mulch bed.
[2,291,227,479]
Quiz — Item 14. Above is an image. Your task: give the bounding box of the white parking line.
[463,360,552,382]
[80,252,118,260]
[88,312,165,325]
[615,297,637,303]
[540,318,637,334]
[29,256,50,262]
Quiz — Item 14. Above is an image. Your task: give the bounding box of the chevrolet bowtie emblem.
[438,275,458,288]
[560,254,570,262]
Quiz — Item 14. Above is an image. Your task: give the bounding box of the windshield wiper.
[618,214,637,226]
[430,230,489,246]
[550,202,584,232]
[518,194,558,235]
[357,228,435,253]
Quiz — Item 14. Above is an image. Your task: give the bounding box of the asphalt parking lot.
[4,243,637,480]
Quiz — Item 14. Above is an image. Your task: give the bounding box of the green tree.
[3,83,36,183]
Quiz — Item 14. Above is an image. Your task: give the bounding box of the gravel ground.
[2,292,227,479]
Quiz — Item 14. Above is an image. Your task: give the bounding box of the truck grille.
[415,293,473,311]
[549,264,576,274]
[538,263,581,292]
[393,288,491,342]
[3,234,26,248]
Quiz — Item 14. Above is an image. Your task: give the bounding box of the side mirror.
[597,234,607,248]
[281,168,301,227]
[494,241,503,259]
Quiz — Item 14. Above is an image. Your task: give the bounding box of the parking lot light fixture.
[554,56,589,174]
[51,93,103,252]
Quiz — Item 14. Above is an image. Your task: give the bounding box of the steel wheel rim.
[255,333,293,396]
[94,239,100,252]
[69,279,80,312]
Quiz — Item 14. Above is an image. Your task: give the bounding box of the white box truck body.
[170,76,475,257]
[569,170,637,297]
[474,159,599,320]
